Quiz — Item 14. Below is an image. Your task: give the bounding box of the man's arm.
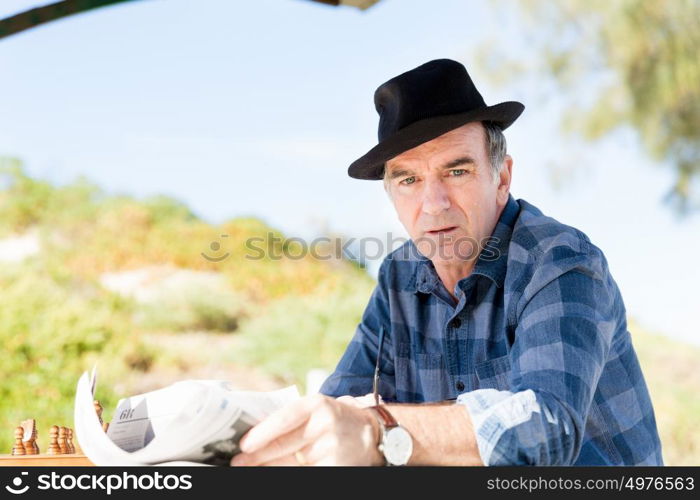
[231,240,617,466]
[458,240,618,465]
[382,402,483,465]
[230,394,483,466]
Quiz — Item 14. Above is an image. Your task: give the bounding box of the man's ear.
[497,155,513,204]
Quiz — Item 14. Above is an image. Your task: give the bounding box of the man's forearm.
[382,403,484,466]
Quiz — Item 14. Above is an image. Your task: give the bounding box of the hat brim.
[348,101,524,180]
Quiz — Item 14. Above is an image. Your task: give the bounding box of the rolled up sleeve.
[458,241,617,465]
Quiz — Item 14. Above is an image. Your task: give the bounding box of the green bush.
[630,321,700,465]
[236,277,375,386]
[0,161,372,453]
[0,262,153,453]
[134,274,248,332]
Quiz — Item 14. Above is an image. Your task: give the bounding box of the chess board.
[0,454,94,466]
[3,401,108,466]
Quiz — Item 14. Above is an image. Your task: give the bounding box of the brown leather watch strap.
[370,405,398,429]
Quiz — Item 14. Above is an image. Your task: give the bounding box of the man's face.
[385,122,511,266]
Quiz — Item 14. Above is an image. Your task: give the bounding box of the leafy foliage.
[482,0,700,213]
[0,161,373,453]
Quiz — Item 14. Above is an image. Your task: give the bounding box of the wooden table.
[0,454,94,466]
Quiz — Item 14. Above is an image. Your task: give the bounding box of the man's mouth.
[426,226,458,235]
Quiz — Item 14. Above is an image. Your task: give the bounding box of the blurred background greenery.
[478,0,700,214]
[0,163,697,464]
[0,161,376,455]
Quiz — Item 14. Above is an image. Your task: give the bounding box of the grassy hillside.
[0,160,697,465]
[629,320,700,465]
[0,160,374,453]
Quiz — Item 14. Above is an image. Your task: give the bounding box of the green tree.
[481,0,700,214]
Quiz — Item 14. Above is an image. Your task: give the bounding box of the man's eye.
[400,176,416,185]
[450,169,467,176]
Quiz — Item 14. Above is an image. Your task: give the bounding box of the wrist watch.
[370,405,413,466]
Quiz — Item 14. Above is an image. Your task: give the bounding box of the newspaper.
[74,368,299,466]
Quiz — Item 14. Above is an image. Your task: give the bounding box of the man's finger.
[295,437,332,466]
[232,423,314,466]
[259,453,302,466]
[239,394,327,453]
[262,442,320,467]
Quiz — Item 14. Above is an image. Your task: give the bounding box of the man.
[231,59,663,466]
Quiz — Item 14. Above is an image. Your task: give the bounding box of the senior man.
[231,59,662,466]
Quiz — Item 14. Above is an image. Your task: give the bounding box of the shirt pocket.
[475,355,512,391]
[395,341,450,402]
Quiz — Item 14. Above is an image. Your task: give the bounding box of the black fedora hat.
[348,59,524,180]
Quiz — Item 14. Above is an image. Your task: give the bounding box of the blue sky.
[1,0,699,345]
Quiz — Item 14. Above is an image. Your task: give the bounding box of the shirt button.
[455,380,465,392]
[451,318,462,329]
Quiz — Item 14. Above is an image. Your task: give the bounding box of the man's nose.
[421,179,451,215]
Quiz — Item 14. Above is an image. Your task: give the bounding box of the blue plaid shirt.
[320,193,663,465]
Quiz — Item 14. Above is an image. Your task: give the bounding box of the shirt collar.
[411,193,520,294]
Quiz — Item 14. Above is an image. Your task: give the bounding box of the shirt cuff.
[457,388,541,465]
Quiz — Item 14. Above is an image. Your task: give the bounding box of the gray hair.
[382,121,507,194]
[483,121,507,183]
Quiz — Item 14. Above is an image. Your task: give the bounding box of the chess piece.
[12,426,26,455]
[58,426,68,454]
[94,400,104,424]
[21,419,39,455]
[30,427,39,454]
[67,428,75,454]
[94,400,111,433]
[47,425,61,455]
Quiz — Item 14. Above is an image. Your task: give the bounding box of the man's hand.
[230,394,383,466]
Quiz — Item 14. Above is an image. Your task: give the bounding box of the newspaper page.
[74,370,299,466]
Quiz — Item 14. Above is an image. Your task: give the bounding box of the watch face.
[384,426,413,466]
